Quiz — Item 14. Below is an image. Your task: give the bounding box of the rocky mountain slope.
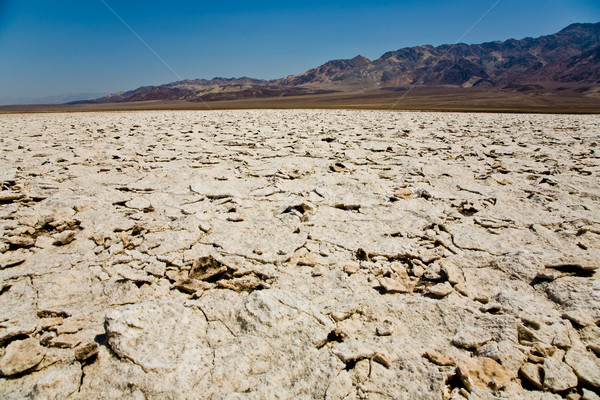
[281,22,600,89]
[92,77,333,103]
[90,22,600,103]
[1,110,599,398]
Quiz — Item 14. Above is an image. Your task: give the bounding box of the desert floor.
[0,110,599,399]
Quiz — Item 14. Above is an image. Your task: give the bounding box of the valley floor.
[0,110,599,399]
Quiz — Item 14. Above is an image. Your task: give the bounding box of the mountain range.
[85,22,600,104]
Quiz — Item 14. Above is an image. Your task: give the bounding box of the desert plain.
[0,109,599,399]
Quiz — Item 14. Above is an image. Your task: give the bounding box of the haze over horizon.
[1,0,599,104]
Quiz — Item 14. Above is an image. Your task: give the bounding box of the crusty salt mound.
[0,110,599,399]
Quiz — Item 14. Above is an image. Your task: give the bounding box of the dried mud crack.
[0,110,599,399]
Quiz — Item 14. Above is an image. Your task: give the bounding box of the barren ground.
[0,110,599,399]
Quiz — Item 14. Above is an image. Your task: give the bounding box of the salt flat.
[0,110,599,399]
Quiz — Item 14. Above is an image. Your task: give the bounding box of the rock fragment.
[75,341,99,361]
[29,363,82,399]
[48,334,82,348]
[519,362,543,389]
[5,236,35,248]
[373,352,392,368]
[582,389,600,400]
[452,329,492,350]
[376,276,412,293]
[124,197,154,212]
[52,230,77,246]
[426,282,453,298]
[0,192,25,203]
[376,320,394,336]
[542,357,578,392]
[0,249,29,268]
[424,350,456,366]
[565,348,600,387]
[189,255,232,281]
[0,338,45,376]
[457,357,512,392]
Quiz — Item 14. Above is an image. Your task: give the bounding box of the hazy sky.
[0,0,599,100]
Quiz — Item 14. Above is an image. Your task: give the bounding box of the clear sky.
[0,0,599,102]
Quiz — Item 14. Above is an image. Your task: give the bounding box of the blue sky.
[0,0,599,102]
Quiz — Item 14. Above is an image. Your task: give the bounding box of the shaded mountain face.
[91,22,600,103]
[280,22,600,89]
[93,77,333,103]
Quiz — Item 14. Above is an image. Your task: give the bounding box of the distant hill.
[86,22,600,104]
[0,92,107,106]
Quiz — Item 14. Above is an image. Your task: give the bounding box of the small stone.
[372,353,392,369]
[530,343,556,358]
[457,357,512,392]
[325,370,353,400]
[519,362,543,390]
[115,265,153,285]
[48,334,82,348]
[520,315,542,330]
[542,357,578,392]
[0,325,38,347]
[75,342,99,361]
[393,188,414,199]
[565,348,600,387]
[474,294,490,304]
[217,275,270,292]
[441,261,464,285]
[343,263,359,275]
[376,320,394,336]
[453,330,492,350]
[426,282,453,298]
[454,283,469,296]
[518,324,540,345]
[0,249,29,269]
[329,162,346,173]
[528,353,545,363]
[189,255,232,281]
[311,265,326,277]
[423,263,445,281]
[562,311,596,327]
[144,259,166,277]
[125,197,154,212]
[376,277,412,294]
[0,192,25,203]
[40,331,57,346]
[35,235,55,249]
[331,310,355,322]
[298,252,319,267]
[172,278,212,294]
[424,350,456,366]
[0,338,46,376]
[545,260,598,273]
[52,230,77,246]
[588,344,600,357]
[56,320,81,335]
[5,236,35,248]
[411,263,425,277]
[476,342,500,360]
[535,269,564,281]
[29,363,82,399]
[582,389,600,400]
[480,303,504,314]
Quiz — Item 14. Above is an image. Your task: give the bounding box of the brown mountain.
[278,22,600,90]
[88,22,600,104]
